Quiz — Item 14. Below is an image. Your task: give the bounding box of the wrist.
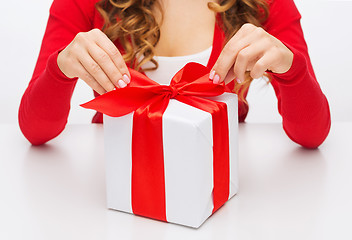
[276,48,294,75]
[270,43,308,86]
[52,48,78,82]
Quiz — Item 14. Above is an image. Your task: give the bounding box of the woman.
[19,0,331,148]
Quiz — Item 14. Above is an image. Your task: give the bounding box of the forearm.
[263,0,331,148]
[270,47,331,148]
[18,0,98,144]
[19,51,77,145]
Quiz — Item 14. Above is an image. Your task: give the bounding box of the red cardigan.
[19,0,331,148]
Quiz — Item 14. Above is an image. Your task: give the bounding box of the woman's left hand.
[209,23,294,84]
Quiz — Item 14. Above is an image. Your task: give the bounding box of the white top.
[138,46,213,85]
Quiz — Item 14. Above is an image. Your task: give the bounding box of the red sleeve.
[18,0,98,145]
[263,0,331,148]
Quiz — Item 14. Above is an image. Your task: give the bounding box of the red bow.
[81,62,230,221]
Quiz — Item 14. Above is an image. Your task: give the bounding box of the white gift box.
[103,92,239,228]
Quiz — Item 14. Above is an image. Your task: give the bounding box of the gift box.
[82,62,238,228]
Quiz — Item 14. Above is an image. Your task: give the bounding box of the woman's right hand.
[57,28,131,95]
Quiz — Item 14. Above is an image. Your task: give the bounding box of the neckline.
[138,13,223,76]
[207,13,225,69]
[153,45,213,61]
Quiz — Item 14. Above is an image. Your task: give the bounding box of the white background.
[0,0,351,124]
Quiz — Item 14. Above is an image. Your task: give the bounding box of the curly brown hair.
[96,0,270,100]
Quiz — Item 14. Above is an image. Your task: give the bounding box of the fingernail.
[236,78,242,84]
[213,74,220,84]
[123,74,130,84]
[118,79,127,88]
[209,70,215,80]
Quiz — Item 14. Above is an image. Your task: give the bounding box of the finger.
[246,60,257,72]
[90,29,131,81]
[76,63,106,95]
[250,50,277,79]
[223,66,236,85]
[87,42,126,88]
[210,24,258,83]
[78,51,116,92]
[233,43,265,83]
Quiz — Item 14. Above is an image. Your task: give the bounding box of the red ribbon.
[81,62,230,221]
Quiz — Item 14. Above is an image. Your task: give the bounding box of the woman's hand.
[209,23,294,84]
[57,28,131,95]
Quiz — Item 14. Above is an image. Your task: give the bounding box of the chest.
[151,0,217,57]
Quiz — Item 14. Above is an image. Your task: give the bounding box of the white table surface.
[0,122,351,240]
